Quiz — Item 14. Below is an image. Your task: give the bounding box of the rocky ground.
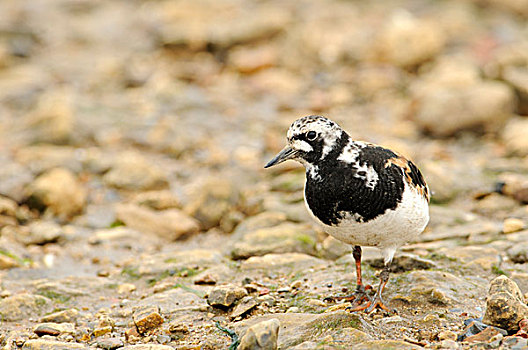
[1,0,528,349]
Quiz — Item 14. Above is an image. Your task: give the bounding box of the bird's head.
[265,115,344,168]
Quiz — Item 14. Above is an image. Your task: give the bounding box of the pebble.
[231,296,258,319]
[18,221,63,245]
[0,294,52,322]
[207,285,248,308]
[117,283,136,295]
[25,168,86,218]
[96,337,124,350]
[23,89,75,145]
[502,117,528,156]
[483,276,528,331]
[411,58,515,137]
[22,339,89,349]
[373,11,446,67]
[503,218,525,234]
[168,321,190,337]
[238,318,280,350]
[120,345,174,350]
[115,204,200,241]
[103,152,169,191]
[133,307,164,335]
[33,323,74,337]
[39,309,79,323]
[183,176,237,230]
[507,243,528,264]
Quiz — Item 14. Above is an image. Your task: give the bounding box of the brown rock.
[33,323,74,337]
[411,59,515,137]
[207,285,248,308]
[40,308,79,323]
[184,176,237,229]
[231,296,258,319]
[238,318,280,350]
[483,276,528,331]
[463,326,502,343]
[116,204,200,240]
[22,339,88,350]
[133,307,164,335]
[23,89,75,145]
[103,152,169,191]
[373,11,446,67]
[503,218,525,234]
[503,118,528,156]
[0,294,52,322]
[26,168,86,218]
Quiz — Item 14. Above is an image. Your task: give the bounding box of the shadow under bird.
[265,115,430,313]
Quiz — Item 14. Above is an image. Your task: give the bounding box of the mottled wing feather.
[385,155,429,202]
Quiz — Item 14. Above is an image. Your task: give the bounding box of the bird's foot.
[325,285,372,305]
[346,294,396,314]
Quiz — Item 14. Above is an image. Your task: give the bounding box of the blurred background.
[0,0,528,347]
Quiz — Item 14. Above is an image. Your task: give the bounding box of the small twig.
[215,321,240,350]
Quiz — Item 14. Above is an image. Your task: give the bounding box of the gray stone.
[231,222,317,259]
[437,246,500,270]
[367,253,437,273]
[136,287,208,315]
[22,339,89,350]
[0,294,52,322]
[231,212,288,241]
[238,318,280,350]
[39,308,79,323]
[207,285,248,308]
[320,235,351,260]
[25,168,86,218]
[183,176,238,229]
[0,158,34,202]
[507,243,528,263]
[497,173,528,204]
[503,118,528,156]
[115,204,200,240]
[157,0,290,49]
[483,276,528,331]
[502,336,528,349]
[120,345,174,350]
[352,340,422,349]
[240,253,327,273]
[372,11,446,67]
[103,152,169,191]
[132,190,181,210]
[22,89,76,145]
[96,338,124,350]
[231,296,259,319]
[15,145,82,174]
[235,312,367,349]
[411,58,515,137]
[395,270,485,306]
[17,221,63,245]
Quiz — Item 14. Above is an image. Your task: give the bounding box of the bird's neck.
[303,132,352,180]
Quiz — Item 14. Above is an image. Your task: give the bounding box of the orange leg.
[348,264,394,313]
[334,246,371,306]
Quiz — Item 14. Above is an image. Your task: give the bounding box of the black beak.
[264,146,296,168]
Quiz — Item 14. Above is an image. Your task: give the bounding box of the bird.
[264,115,430,313]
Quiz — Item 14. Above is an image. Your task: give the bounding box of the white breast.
[304,181,429,250]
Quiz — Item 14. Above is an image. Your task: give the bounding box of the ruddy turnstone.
[265,115,430,313]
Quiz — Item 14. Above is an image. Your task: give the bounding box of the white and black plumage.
[265,115,430,313]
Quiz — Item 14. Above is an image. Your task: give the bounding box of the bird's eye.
[306,131,317,141]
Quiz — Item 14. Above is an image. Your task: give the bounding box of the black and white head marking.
[287,116,343,161]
